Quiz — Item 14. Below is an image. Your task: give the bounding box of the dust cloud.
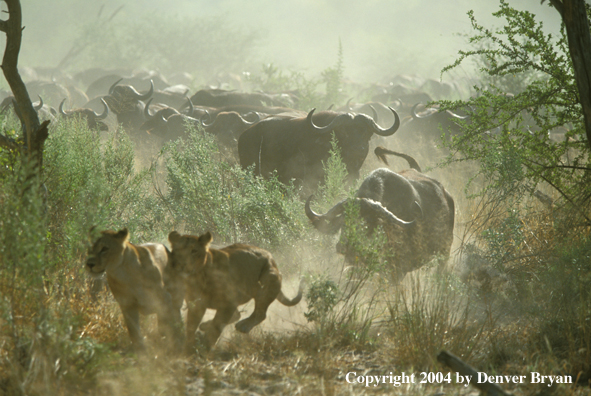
[4,0,561,85]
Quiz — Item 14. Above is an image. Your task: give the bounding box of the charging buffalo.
[238,107,400,192]
[305,147,455,282]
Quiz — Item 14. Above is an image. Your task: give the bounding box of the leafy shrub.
[162,124,307,248]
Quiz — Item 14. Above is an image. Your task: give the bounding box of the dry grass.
[2,121,591,396]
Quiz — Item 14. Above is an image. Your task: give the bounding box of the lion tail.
[276,278,304,307]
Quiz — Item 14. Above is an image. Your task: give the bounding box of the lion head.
[168,230,212,278]
[86,228,129,277]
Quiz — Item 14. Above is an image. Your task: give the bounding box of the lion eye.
[99,246,109,254]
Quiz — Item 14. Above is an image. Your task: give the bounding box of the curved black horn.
[94,98,109,120]
[200,110,214,127]
[305,196,347,234]
[445,109,470,120]
[159,113,168,125]
[143,98,154,120]
[33,95,43,111]
[241,111,260,125]
[369,106,400,136]
[346,97,354,111]
[135,79,154,101]
[59,98,68,116]
[411,103,436,119]
[108,78,123,95]
[357,198,415,229]
[305,195,321,223]
[184,96,194,116]
[307,108,351,134]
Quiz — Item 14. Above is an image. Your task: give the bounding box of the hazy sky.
[13,0,563,84]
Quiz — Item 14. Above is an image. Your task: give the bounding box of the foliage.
[439,0,588,227]
[315,133,349,208]
[386,273,487,369]
[435,0,591,377]
[321,39,346,109]
[304,277,339,325]
[162,123,307,248]
[0,117,164,394]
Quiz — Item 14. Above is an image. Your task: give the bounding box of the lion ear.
[168,231,182,246]
[199,231,213,248]
[115,228,129,242]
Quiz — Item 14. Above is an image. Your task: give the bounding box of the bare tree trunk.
[549,0,591,151]
[0,0,47,169]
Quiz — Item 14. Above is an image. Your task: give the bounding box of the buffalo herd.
[6,67,463,282]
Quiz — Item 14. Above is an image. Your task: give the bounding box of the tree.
[545,0,591,151]
[0,0,48,170]
[438,0,591,228]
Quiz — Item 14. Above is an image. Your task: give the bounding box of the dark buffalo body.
[59,98,110,131]
[306,155,454,281]
[238,108,400,191]
[102,79,154,130]
[190,89,290,108]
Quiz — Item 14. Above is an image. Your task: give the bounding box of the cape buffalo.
[238,107,400,192]
[305,147,455,282]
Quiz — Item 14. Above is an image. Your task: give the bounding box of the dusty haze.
[3,0,561,86]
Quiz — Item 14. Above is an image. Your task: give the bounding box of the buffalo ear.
[168,231,182,246]
[198,231,213,248]
[115,228,129,242]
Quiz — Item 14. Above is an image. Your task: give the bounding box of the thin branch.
[0,131,17,150]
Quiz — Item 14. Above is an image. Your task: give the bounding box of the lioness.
[86,228,184,352]
[168,231,303,351]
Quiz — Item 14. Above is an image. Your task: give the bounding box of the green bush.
[0,116,166,394]
[162,124,307,248]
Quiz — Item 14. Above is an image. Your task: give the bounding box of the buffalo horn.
[108,78,123,95]
[59,98,68,116]
[307,108,351,134]
[94,98,109,120]
[134,79,154,101]
[357,198,415,228]
[144,98,154,120]
[33,95,43,111]
[369,106,400,136]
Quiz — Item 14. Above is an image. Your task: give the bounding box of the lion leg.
[157,292,184,353]
[202,307,236,350]
[199,307,240,332]
[185,301,206,355]
[122,307,145,352]
[235,273,281,334]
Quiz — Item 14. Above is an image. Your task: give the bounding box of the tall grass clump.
[533,236,591,380]
[0,116,167,394]
[386,272,489,369]
[162,124,307,249]
[303,144,392,351]
[44,117,162,256]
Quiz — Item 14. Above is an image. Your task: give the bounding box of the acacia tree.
[0,0,48,170]
[439,0,591,222]
[546,0,591,151]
